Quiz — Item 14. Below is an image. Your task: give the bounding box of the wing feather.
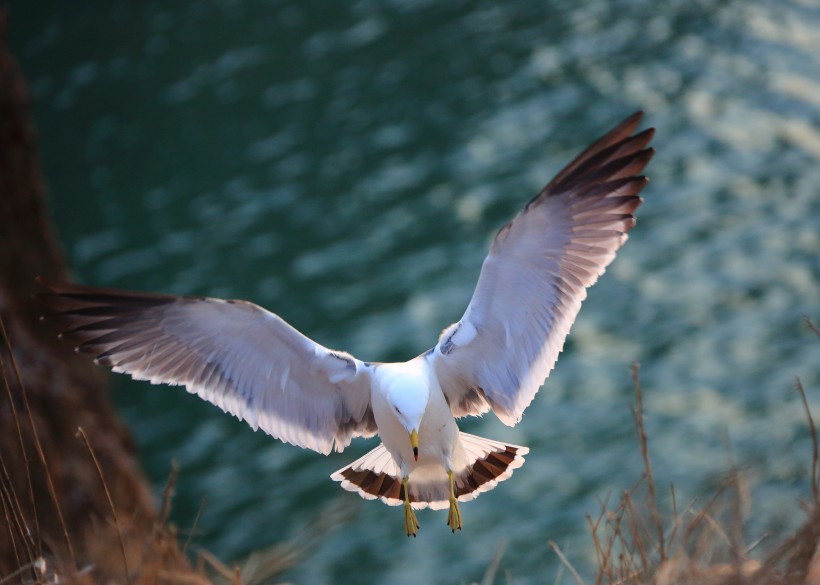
[37,279,376,454]
[431,112,654,423]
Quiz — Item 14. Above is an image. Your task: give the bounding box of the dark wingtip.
[534,110,654,200]
[613,110,645,135]
[626,110,644,123]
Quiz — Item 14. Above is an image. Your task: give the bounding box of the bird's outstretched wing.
[429,112,654,424]
[37,279,376,454]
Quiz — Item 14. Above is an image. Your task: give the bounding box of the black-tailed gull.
[38,112,654,536]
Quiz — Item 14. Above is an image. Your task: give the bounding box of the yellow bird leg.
[447,470,462,533]
[403,476,419,537]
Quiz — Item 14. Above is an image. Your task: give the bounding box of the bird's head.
[387,378,429,462]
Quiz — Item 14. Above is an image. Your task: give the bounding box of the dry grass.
[1,315,194,584]
[0,317,351,584]
[548,318,820,585]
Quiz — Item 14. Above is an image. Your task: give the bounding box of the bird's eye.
[395,406,402,415]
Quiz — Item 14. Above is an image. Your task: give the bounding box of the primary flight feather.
[38,111,654,535]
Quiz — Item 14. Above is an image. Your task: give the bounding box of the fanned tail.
[454,433,528,499]
[330,433,528,510]
[330,443,404,504]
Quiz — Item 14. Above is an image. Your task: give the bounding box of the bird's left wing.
[37,279,375,454]
[429,112,654,425]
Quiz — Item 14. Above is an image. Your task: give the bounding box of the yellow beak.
[410,429,419,461]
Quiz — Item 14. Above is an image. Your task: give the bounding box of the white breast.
[371,359,459,475]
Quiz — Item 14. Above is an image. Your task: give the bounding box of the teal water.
[11,1,820,582]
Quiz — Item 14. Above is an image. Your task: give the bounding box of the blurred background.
[9,0,820,582]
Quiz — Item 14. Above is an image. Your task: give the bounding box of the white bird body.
[371,359,439,474]
[332,356,528,516]
[367,359,471,501]
[38,112,654,534]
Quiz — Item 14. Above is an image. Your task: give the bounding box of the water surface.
[11,1,820,582]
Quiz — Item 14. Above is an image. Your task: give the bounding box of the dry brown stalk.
[76,426,132,583]
[631,363,665,564]
[0,319,76,568]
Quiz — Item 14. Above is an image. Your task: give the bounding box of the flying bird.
[38,112,654,536]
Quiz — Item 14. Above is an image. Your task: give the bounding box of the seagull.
[37,112,654,536]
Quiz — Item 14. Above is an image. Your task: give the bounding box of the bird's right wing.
[37,279,376,454]
[430,112,654,424]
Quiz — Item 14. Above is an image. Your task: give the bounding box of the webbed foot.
[404,500,420,537]
[447,470,462,533]
[402,476,419,537]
